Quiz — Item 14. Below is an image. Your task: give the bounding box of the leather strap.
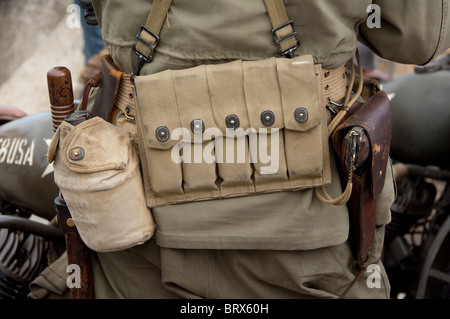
[91,55,124,122]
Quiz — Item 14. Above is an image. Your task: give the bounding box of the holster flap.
[332,90,392,198]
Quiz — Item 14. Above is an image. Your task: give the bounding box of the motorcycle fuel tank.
[382,68,450,169]
[0,111,59,220]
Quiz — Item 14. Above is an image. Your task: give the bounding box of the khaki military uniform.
[66,0,450,299]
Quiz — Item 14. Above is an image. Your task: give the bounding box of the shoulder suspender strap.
[264,0,300,58]
[133,0,299,76]
[133,0,172,76]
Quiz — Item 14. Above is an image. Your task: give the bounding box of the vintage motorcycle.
[0,105,65,298]
[380,54,450,299]
[0,54,449,299]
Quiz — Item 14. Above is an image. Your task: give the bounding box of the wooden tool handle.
[47,66,75,132]
[48,66,95,299]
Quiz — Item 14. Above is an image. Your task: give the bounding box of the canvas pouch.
[134,54,332,207]
[48,116,156,252]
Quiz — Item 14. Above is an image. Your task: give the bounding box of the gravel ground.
[0,0,85,115]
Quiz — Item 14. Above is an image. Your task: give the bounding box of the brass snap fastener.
[155,126,170,142]
[66,218,75,228]
[190,119,205,134]
[68,147,85,161]
[225,114,240,129]
[261,111,275,127]
[294,108,308,124]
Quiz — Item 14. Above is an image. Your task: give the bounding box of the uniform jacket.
[90,0,449,250]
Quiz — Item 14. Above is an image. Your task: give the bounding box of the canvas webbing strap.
[132,0,299,76]
[133,0,172,76]
[263,0,300,57]
[116,64,347,122]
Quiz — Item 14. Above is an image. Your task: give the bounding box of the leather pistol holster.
[92,55,124,122]
[331,90,392,268]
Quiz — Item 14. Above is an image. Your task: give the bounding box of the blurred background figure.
[75,0,104,63]
[74,0,108,86]
[0,0,108,114]
[0,0,84,114]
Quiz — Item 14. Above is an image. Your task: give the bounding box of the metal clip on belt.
[131,0,173,78]
[271,20,300,58]
[133,25,160,77]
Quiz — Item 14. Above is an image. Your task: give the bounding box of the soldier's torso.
[88,0,394,251]
[93,0,371,74]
